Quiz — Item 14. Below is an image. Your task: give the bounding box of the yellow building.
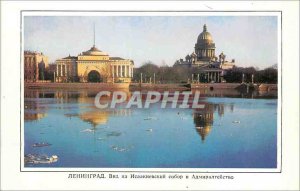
[55,45,134,83]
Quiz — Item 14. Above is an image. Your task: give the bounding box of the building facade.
[54,45,134,83]
[174,24,235,83]
[195,24,216,62]
[24,51,49,82]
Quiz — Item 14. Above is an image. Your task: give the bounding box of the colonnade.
[197,49,215,58]
[112,65,133,78]
[207,71,221,83]
[56,64,70,77]
[192,71,221,83]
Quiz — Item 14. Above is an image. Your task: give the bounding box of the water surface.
[24,89,277,168]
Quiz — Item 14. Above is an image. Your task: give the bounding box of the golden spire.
[93,23,95,47]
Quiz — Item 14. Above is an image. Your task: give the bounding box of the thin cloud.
[24,16,278,68]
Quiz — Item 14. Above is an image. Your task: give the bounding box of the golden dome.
[195,126,212,142]
[82,45,108,56]
[79,110,109,127]
[197,24,213,43]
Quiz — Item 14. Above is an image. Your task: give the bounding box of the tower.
[195,24,216,61]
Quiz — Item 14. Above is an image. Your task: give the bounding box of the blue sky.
[24,16,278,68]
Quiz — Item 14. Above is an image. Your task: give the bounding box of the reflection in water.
[65,109,132,128]
[25,112,47,121]
[24,89,277,168]
[78,110,110,127]
[25,89,232,143]
[25,89,236,143]
[192,88,277,99]
[192,103,228,142]
[193,104,214,142]
[24,100,48,121]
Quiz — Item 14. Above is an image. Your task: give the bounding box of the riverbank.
[129,82,277,91]
[25,82,130,89]
[25,82,277,92]
[129,83,190,91]
[191,83,241,89]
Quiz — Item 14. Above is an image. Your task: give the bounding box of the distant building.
[174,24,235,83]
[24,51,49,82]
[55,41,134,83]
[54,45,134,83]
[55,55,77,82]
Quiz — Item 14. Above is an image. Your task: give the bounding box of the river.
[24,88,278,168]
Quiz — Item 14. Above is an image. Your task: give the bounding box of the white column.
[56,64,59,77]
[125,65,127,77]
[60,65,63,76]
[121,65,123,77]
[123,65,126,77]
[128,66,130,77]
[129,67,131,77]
[60,64,62,76]
[116,65,119,77]
[127,66,130,77]
[112,65,114,78]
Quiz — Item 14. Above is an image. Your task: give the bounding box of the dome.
[197,24,213,43]
[82,45,108,56]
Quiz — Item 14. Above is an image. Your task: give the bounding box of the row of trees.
[223,66,278,84]
[132,62,192,83]
[132,62,278,84]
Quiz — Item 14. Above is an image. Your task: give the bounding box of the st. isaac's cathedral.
[174,24,235,83]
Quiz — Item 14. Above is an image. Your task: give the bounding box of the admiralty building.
[54,43,134,83]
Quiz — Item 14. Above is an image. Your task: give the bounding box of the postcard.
[1,1,299,190]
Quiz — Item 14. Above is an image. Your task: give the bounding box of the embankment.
[25,82,130,89]
[25,82,277,92]
[129,83,190,91]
